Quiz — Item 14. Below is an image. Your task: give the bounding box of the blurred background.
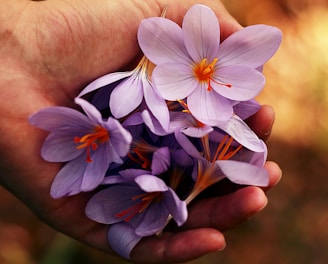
[1,0,328,263]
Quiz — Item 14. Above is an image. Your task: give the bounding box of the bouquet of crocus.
[29,4,282,259]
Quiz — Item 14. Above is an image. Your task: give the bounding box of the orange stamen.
[128,140,161,169]
[193,58,232,91]
[74,125,109,162]
[211,135,242,162]
[115,192,163,222]
[128,149,150,169]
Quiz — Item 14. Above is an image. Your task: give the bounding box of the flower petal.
[182,125,213,138]
[142,110,169,136]
[174,130,202,159]
[85,183,141,224]
[164,188,188,226]
[138,17,191,65]
[135,203,169,236]
[187,84,233,125]
[81,144,110,191]
[248,141,267,166]
[119,169,149,180]
[233,100,261,120]
[78,71,133,97]
[216,159,269,187]
[106,117,132,157]
[75,98,103,124]
[212,66,265,101]
[182,4,220,62]
[123,112,144,127]
[50,157,87,198]
[152,63,196,100]
[41,132,83,162]
[216,115,265,152]
[109,74,143,118]
[143,79,170,131]
[29,106,91,132]
[134,174,169,193]
[151,147,171,175]
[108,223,142,260]
[218,24,282,68]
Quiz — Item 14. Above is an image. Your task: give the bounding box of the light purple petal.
[152,63,196,100]
[187,84,233,125]
[169,111,213,137]
[123,112,144,127]
[141,110,170,136]
[75,97,103,124]
[151,147,171,175]
[109,74,143,118]
[135,203,169,236]
[50,156,87,198]
[143,79,170,131]
[212,66,265,101]
[248,140,267,166]
[41,132,83,162]
[164,188,188,226]
[108,223,142,260]
[182,125,213,138]
[138,17,191,65]
[119,169,149,180]
[78,71,133,97]
[106,117,132,157]
[218,25,282,68]
[233,100,261,120]
[174,130,202,159]
[216,160,269,187]
[107,142,123,164]
[29,106,91,132]
[169,111,193,132]
[85,184,142,224]
[216,115,265,152]
[81,144,110,191]
[134,175,168,193]
[182,4,220,62]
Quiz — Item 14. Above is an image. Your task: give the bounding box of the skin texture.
[0,0,282,263]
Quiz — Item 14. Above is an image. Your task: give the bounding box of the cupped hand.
[0,1,281,263]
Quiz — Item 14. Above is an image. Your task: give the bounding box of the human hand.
[0,0,281,263]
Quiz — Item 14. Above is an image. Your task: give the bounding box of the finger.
[131,228,225,263]
[246,105,275,141]
[262,160,282,191]
[184,186,267,231]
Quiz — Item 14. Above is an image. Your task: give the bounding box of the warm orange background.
[1,1,328,263]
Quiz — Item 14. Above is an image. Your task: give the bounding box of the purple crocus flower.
[29,98,132,198]
[174,119,269,203]
[78,56,170,131]
[85,169,188,237]
[138,4,282,125]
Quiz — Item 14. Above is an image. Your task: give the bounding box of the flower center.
[128,140,156,169]
[74,125,109,162]
[193,58,232,91]
[211,135,242,162]
[186,136,243,204]
[115,192,163,222]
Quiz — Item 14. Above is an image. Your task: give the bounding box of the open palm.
[0,1,281,263]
